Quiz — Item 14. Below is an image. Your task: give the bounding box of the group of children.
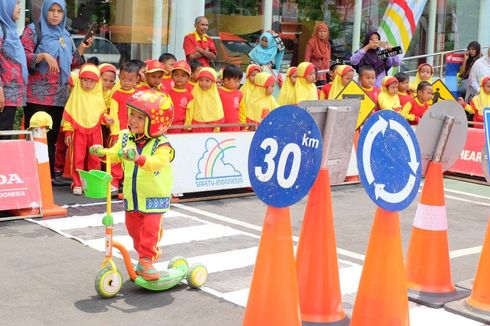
[60,52,490,196]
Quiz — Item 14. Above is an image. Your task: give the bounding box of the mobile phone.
[82,22,98,45]
[378,41,388,48]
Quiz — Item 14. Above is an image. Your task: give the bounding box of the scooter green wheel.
[167,256,188,271]
[95,267,123,298]
[186,263,208,288]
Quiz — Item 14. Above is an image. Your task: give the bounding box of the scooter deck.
[134,267,187,291]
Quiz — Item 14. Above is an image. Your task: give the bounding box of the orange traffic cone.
[243,206,301,326]
[296,168,348,324]
[16,113,67,218]
[350,207,409,326]
[345,129,360,183]
[405,161,469,307]
[444,218,490,324]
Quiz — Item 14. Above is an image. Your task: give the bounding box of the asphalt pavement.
[1,177,489,325]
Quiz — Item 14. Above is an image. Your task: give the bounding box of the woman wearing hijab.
[248,31,285,96]
[304,23,331,82]
[350,31,401,88]
[20,0,92,179]
[0,0,28,139]
[466,46,490,102]
[459,41,481,99]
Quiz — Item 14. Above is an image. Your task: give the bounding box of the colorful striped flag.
[377,0,428,58]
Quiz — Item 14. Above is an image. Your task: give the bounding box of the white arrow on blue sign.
[357,110,422,212]
[248,105,323,208]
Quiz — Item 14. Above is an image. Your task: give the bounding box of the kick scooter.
[78,146,208,298]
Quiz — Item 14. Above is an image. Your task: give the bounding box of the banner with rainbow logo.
[377,0,428,58]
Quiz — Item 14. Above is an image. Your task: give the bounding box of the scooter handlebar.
[90,146,135,160]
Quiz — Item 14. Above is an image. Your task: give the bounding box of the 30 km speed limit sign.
[248,105,323,207]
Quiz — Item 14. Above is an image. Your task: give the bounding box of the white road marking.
[449,246,483,259]
[173,203,368,261]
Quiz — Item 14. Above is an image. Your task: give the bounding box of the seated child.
[294,62,319,103]
[218,64,243,132]
[159,52,177,91]
[242,72,278,127]
[277,66,297,106]
[168,60,193,133]
[61,64,107,195]
[402,81,433,125]
[378,76,402,111]
[395,72,411,107]
[91,90,175,281]
[409,63,433,94]
[458,76,490,129]
[359,65,380,106]
[325,65,355,99]
[185,67,225,133]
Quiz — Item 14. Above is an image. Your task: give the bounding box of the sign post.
[244,105,322,326]
[351,110,421,325]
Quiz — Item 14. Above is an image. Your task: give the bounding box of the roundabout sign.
[357,110,422,212]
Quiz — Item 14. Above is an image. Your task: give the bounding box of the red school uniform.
[403,97,429,125]
[362,86,381,106]
[218,87,243,132]
[161,75,174,94]
[167,87,193,133]
[319,82,332,100]
[183,32,217,67]
[398,92,412,108]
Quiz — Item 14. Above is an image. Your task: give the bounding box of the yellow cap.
[28,111,53,130]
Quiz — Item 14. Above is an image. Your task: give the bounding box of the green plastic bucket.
[78,169,112,198]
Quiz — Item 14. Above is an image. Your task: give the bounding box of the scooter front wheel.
[186,263,208,288]
[95,267,123,298]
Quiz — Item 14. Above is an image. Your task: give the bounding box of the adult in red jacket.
[183,16,216,67]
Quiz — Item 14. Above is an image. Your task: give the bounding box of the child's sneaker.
[135,258,160,281]
[72,186,83,196]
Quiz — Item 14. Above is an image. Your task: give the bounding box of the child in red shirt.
[108,61,139,190]
[167,60,193,133]
[395,72,411,107]
[402,81,433,125]
[187,59,204,92]
[358,65,380,107]
[219,64,243,132]
[159,53,177,92]
[137,60,165,92]
[62,64,108,195]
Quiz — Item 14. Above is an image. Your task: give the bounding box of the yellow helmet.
[28,111,53,130]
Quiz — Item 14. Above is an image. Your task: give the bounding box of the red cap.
[146,60,165,73]
[197,67,216,82]
[172,60,191,75]
[98,63,117,75]
[79,64,100,81]
[382,76,398,87]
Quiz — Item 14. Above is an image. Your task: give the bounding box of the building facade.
[19,0,490,70]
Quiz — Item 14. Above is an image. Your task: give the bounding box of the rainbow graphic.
[378,0,428,57]
[196,138,240,179]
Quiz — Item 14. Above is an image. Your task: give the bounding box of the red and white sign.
[448,128,485,177]
[0,141,42,211]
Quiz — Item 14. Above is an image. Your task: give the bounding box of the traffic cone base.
[296,168,349,325]
[350,208,409,326]
[408,287,470,309]
[302,319,350,326]
[243,206,301,326]
[444,298,490,324]
[444,220,490,323]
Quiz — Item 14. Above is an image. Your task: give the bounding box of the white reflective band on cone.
[413,203,448,231]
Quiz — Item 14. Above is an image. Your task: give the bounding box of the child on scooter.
[91,89,174,281]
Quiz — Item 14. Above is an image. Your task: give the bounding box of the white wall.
[168,0,205,61]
